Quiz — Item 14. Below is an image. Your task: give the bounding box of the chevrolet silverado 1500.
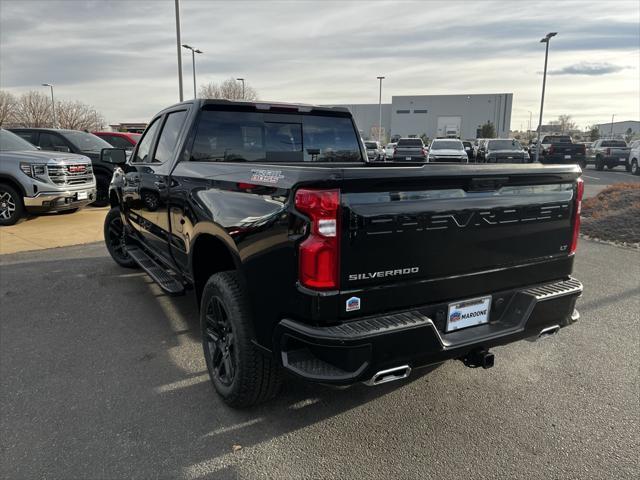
[102,99,584,407]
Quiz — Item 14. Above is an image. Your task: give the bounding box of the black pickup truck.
[102,99,584,407]
[530,135,587,168]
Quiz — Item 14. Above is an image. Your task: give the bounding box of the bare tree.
[198,77,258,101]
[14,90,52,127]
[0,90,18,127]
[56,100,106,131]
[557,114,577,134]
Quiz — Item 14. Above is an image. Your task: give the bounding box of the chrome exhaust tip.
[528,324,561,342]
[364,365,411,386]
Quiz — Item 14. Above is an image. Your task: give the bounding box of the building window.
[396,109,410,114]
[413,109,428,114]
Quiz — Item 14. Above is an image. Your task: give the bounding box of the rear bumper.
[24,187,96,213]
[600,156,629,165]
[275,277,582,384]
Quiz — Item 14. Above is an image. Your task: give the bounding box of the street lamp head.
[42,83,52,87]
[377,76,385,80]
[236,78,244,81]
[182,44,192,50]
[194,49,203,54]
[540,32,558,43]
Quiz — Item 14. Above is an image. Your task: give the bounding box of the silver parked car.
[364,141,385,161]
[0,129,96,225]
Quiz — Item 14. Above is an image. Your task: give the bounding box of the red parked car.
[92,131,141,150]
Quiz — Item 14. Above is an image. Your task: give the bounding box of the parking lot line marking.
[155,373,209,393]
[203,418,263,437]
[583,175,600,180]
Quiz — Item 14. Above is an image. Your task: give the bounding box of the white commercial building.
[328,93,513,141]
[594,120,639,138]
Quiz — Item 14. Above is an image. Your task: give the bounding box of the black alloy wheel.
[203,296,236,387]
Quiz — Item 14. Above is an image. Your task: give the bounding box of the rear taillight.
[548,145,555,155]
[422,147,428,156]
[295,188,340,290]
[569,177,584,254]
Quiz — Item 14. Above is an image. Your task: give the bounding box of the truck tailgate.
[339,165,580,292]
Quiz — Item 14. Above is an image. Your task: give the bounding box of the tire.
[0,184,24,226]
[201,271,282,408]
[103,207,137,268]
[595,157,604,171]
[631,159,639,176]
[625,161,633,173]
[578,159,587,170]
[606,164,615,170]
[92,173,110,207]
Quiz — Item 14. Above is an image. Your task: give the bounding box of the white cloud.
[1,0,638,129]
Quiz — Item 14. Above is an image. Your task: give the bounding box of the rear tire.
[606,164,615,170]
[631,159,639,176]
[0,184,24,226]
[595,157,604,171]
[625,161,633,173]
[201,271,282,408]
[103,207,137,268]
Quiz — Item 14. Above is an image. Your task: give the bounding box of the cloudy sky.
[1,0,638,129]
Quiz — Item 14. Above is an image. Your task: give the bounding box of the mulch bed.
[581,183,640,246]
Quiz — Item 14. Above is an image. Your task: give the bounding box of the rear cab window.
[397,138,423,147]
[191,107,362,163]
[601,141,627,147]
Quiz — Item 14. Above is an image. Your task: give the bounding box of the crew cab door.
[124,108,189,262]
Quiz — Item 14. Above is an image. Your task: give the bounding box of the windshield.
[488,139,522,150]
[397,138,423,147]
[430,140,463,151]
[64,131,112,152]
[0,129,38,151]
[365,142,377,149]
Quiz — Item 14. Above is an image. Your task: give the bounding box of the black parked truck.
[102,99,584,407]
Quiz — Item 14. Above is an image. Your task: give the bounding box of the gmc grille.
[47,164,94,186]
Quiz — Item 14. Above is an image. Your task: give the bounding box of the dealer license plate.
[76,191,88,200]
[406,156,412,160]
[620,157,626,162]
[564,155,571,159]
[446,295,492,332]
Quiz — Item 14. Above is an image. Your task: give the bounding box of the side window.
[153,110,187,163]
[132,118,161,163]
[39,133,70,151]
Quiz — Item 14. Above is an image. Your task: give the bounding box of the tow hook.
[462,349,495,369]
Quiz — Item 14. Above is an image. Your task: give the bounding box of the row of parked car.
[364,135,640,174]
[365,137,530,163]
[0,127,141,225]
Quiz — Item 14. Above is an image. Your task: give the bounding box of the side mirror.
[101,147,127,165]
[53,145,71,153]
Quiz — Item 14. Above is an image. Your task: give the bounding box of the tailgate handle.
[468,177,508,191]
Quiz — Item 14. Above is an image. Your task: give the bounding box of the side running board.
[125,246,185,295]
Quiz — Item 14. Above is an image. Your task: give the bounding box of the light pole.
[182,44,203,98]
[527,110,532,141]
[610,114,615,137]
[236,78,245,99]
[377,76,385,143]
[42,83,56,128]
[174,0,184,101]
[535,32,557,163]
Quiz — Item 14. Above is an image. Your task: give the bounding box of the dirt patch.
[581,183,640,246]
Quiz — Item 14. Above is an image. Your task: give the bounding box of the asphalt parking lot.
[0,239,638,479]
[581,164,640,198]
